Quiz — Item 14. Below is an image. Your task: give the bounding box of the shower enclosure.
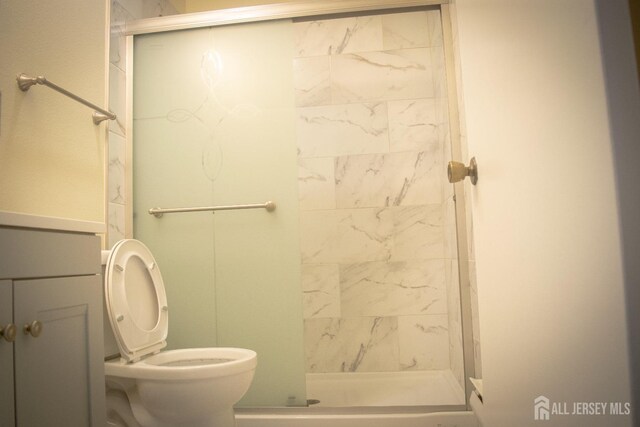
[123,0,477,411]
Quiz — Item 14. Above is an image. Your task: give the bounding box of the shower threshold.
[305,370,465,407]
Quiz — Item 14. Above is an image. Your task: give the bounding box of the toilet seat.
[105,239,168,362]
[105,347,258,380]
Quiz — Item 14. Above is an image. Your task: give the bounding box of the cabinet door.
[13,276,105,427]
[0,280,14,427]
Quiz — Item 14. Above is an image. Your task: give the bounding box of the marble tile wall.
[295,9,458,374]
[107,0,179,248]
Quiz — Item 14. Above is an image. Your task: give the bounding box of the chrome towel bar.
[16,73,117,125]
[149,201,276,218]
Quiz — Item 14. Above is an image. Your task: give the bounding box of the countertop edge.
[0,211,106,234]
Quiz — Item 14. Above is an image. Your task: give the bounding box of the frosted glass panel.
[133,20,306,406]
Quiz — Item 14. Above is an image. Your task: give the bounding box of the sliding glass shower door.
[132,20,307,407]
[131,4,471,410]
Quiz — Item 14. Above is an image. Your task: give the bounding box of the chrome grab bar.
[16,73,117,125]
[148,201,276,218]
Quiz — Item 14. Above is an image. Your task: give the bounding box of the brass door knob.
[448,157,478,185]
[1,323,17,342]
[23,320,43,338]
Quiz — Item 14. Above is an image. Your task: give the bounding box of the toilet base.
[106,387,238,427]
[106,389,140,427]
[207,409,237,427]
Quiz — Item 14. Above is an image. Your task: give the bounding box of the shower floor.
[305,370,465,407]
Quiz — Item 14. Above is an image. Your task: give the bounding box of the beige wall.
[456,0,636,425]
[0,0,107,222]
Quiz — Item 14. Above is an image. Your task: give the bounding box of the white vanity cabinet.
[0,218,106,427]
[0,279,15,426]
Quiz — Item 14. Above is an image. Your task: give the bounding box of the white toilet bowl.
[102,239,257,427]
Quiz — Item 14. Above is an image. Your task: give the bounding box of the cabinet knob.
[23,320,43,338]
[0,323,16,342]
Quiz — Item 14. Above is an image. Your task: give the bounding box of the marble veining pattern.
[398,314,450,370]
[296,103,389,158]
[431,46,448,100]
[296,8,459,375]
[298,157,336,211]
[294,16,383,57]
[381,11,430,50]
[334,151,442,208]
[108,202,125,248]
[388,98,443,153]
[300,206,445,264]
[109,0,133,71]
[109,64,126,137]
[300,208,394,264]
[340,260,447,317]
[304,317,399,373]
[302,264,341,319]
[390,205,444,261]
[108,132,126,204]
[331,49,434,103]
[293,56,331,107]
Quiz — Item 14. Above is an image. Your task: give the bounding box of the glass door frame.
[120,0,478,410]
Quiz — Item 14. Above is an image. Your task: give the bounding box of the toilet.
[102,239,257,427]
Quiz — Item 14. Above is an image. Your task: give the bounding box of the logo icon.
[534,395,550,420]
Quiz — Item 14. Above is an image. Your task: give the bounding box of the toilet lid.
[105,239,168,362]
